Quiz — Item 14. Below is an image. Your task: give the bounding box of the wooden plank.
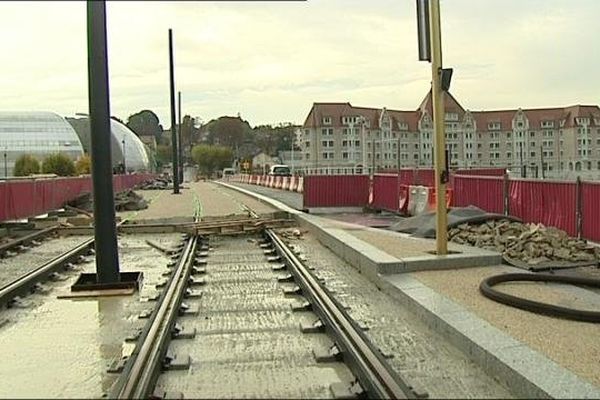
[57,287,135,299]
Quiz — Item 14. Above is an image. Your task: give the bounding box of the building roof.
[303,93,600,132]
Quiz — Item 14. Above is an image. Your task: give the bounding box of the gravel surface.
[283,231,513,399]
[156,235,354,399]
[412,265,600,387]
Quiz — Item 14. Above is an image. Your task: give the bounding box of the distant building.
[0,111,85,177]
[66,116,151,173]
[301,91,600,177]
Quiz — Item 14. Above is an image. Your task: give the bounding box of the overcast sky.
[0,0,598,128]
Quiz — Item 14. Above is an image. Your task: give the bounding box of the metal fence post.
[503,172,509,216]
[576,176,582,238]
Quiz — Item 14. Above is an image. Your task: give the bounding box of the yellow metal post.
[429,0,448,254]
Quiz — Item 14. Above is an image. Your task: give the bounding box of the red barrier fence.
[581,182,600,242]
[452,176,504,214]
[372,175,400,212]
[509,180,577,237]
[0,174,155,222]
[303,175,369,208]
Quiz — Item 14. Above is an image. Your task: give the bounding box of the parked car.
[268,164,291,177]
[222,168,236,179]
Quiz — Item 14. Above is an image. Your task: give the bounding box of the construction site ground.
[217,180,600,396]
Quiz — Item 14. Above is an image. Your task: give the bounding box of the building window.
[305,153,310,160]
[488,122,501,130]
[342,152,349,159]
[322,117,332,125]
[530,151,536,157]
[507,152,512,158]
[530,131,535,137]
[541,121,554,128]
[321,128,333,136]
[304,141,310,148]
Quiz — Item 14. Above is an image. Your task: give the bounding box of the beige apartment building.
[301,91,600,177]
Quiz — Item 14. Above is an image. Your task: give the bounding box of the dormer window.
[576,117,590,126]
[342,116,359,125]
[445,112,458,121]
[541,120,554,128]
[488,122,501,130]
[397,122,408,131]
[322,116,332,125]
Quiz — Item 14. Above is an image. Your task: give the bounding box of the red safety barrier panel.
[303,175,369,208]
[582,182,600,242]
[371,174,401,212]
[0,174,155,222]
[509,180,577,236]
[274,176,282,189]
[453,176,504,214]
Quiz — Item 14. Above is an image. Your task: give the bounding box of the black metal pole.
[178,91,183,183]
[87,0,120,283]
[169,29,180,194]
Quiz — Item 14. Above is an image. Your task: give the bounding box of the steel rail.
[0,225,59,255]
[266,229,416,399]
[112,235,198,399]
[0,237,94,307]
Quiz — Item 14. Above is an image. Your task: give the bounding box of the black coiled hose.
[479,273,600,323]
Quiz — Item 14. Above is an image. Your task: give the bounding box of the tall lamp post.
[3,147,7,178]
[121,137,126,173]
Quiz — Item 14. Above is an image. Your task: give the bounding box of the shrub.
[75,154,91,175]
[42,153,76,176]
[13,154,40,176]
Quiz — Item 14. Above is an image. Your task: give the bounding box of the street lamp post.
[3,147,7,177]
[121,137,126,173]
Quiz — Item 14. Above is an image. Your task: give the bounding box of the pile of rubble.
[449,219,600,266]
[67,190,148,213]
[137,176,171,190]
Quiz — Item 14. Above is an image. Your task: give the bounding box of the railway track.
[109,224,420,399]
[0,236,93,308]
[0,225,60,258]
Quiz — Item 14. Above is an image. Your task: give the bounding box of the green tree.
[13,154,40,176]
[156,144,172,165]
[191,144,233,177]
[75,154,91,175]
[252,123,298,156]
[42,153,76,176]
[204,116,252,149]
[126,110,163,143]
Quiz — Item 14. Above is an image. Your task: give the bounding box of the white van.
[222,168,236,179]
[268,165,291,177]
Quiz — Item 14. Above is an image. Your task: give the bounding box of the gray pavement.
[228,182,303,210]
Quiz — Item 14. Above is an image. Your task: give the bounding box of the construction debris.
[449,219,600,266]
[66,190,148,213]
[137,176,171,190]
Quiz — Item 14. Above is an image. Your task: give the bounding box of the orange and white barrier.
[288,176,297,191]
[274,176,283,189]
[282,177,290,191]
[296,177,304,193]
